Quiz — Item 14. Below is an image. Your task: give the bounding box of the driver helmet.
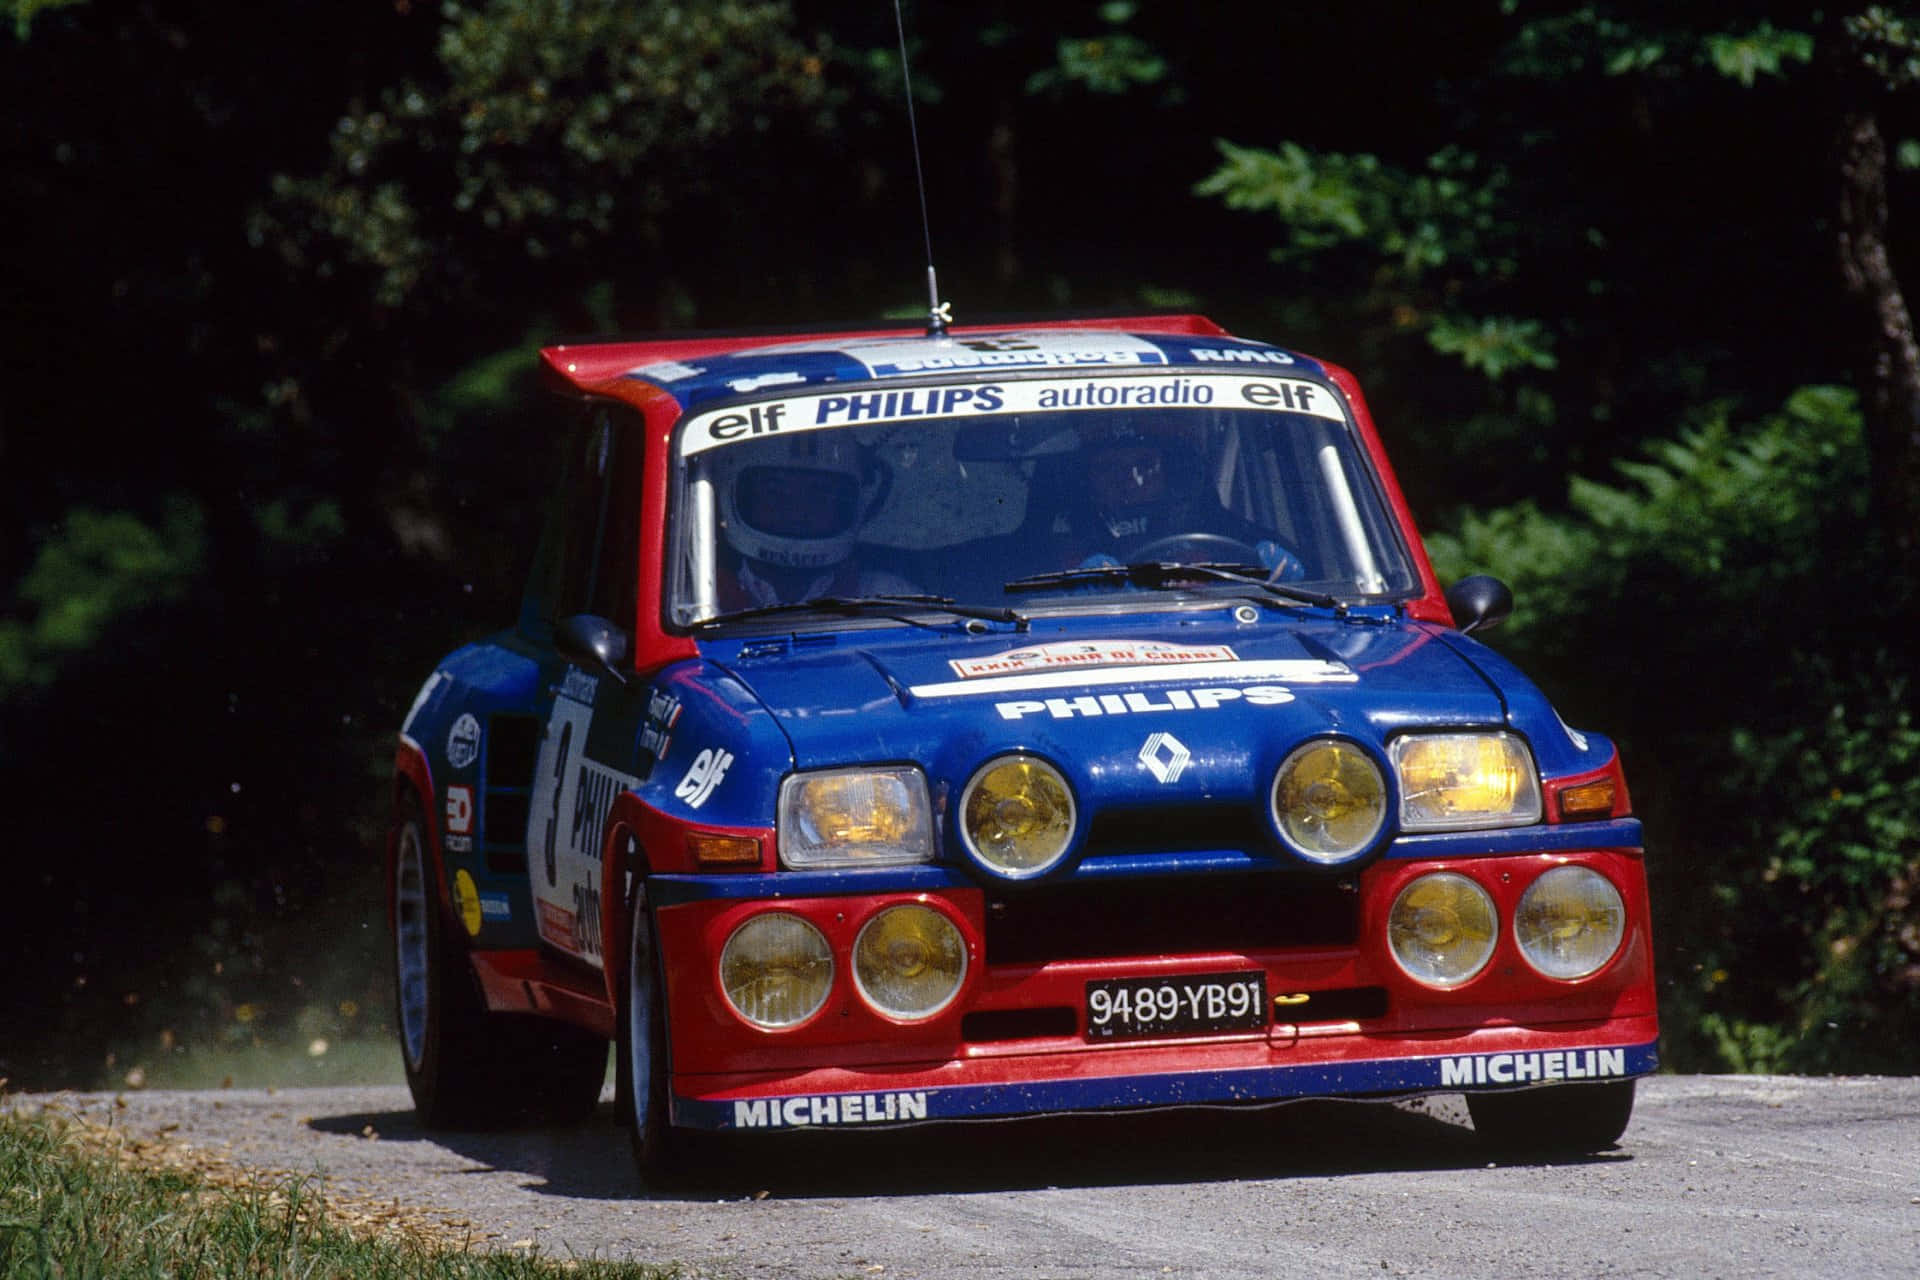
[714,433,869,571]
[1078,419,1208,538]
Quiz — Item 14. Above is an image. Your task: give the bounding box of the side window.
[591,412,643,629]
[524,405,645,631]
[552,415,614,618]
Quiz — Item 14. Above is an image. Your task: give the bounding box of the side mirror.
[554,613,632,681]
[1445,575,1514,636]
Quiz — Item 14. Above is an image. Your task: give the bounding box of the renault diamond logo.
[1138,732,1192,784]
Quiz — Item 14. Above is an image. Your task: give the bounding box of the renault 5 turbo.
[388,314,1657,1179]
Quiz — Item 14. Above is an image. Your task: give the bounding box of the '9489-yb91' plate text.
[1085,972,1268,1041]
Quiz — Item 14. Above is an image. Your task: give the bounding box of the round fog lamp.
[854,903,967,1020]
[1515,865,1625,980]
[1388,872,1497,987]
[1272,739,1387,864]
[719,912,833,1029]
[960,755,1075,878]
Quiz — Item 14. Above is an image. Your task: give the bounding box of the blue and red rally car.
[389,315,1658,1178]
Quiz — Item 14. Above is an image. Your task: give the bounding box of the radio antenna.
[893,0,950,337]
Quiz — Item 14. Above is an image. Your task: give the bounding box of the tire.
[391,796,607,1128]
[617,877,685,1183]
[1466,1079,1637,1155]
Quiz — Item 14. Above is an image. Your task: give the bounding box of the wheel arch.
[599,789,656,1012]
[390,735,444,928]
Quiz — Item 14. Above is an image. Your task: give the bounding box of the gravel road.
[14,1076,1920,1278]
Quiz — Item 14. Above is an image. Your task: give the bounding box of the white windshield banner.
[678,374,1346,456]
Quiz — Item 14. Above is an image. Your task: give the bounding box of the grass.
[0,1099,688,1279]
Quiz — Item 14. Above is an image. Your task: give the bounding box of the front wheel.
[1466,1080,1637,1155]
[618,879,683,1182]
[391,796,606,1128]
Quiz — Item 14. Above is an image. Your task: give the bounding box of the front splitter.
[670,1019,1660,1131]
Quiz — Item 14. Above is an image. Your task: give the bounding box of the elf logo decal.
[732,1091,929,1128]
[1138,732,1192,783]
[997,685,1296,720]
[1440,1049,1628,1087]
[675,748,733,809]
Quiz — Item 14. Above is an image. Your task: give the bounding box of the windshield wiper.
[1003,562,1343,610]
[695,594,1029,631]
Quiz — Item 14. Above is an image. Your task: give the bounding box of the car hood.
[710,615,1509,812]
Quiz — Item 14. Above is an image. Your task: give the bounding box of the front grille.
[984,872,1358,965]
[1084,803,1271,856]
[961,1007,1079,1043]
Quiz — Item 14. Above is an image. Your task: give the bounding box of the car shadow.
[307,1092,1623,1202]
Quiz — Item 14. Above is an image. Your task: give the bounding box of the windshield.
[667,371,1417,626]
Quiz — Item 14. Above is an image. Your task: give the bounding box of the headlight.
[1270,739,1387,864]
[1388,872,1498,987]
[959,754,1075,879]
[853,903,967,1020]
[779,767,935,869]
[1390,732,1542,831]
[719,913,833,1029]
[1515,865,1625,980]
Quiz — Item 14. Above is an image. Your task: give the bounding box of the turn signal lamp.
[1391,732,1542,831]
[853,903,968,1020]
[1515,865,1626,980]
[690,833,761,868]
[719,913,833,1029]
[1557,778,1617,823]
[779,767,934,868]
[1388,872,1498,987]
[959,754,1076,879]
[1270,739,1387,864]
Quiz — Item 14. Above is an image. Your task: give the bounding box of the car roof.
[541,314,1330,410]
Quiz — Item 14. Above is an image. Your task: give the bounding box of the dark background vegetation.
[4,1,1918,1088]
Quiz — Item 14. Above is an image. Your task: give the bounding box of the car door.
[520,405,648,971]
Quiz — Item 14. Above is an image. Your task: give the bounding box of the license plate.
[1084,971,1268,1041]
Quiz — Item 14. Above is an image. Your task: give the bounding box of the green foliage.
[0,499,205,694]
[1197,142,1509,278]
[257,0,843,309]
[1196,141,1538,391]
[1495,6,1671,78]
[1429,385,1920,1071]
[1426,315,1557,380]
[0,1104,682,1276]
[1029,32,1166,96]
[1427,385,1865,644]
[1703,22,1816,87]
[1496,8,1814,84]
[1845,6,1920,90]
[2,0,83,40]
[1723,670,1920,1072]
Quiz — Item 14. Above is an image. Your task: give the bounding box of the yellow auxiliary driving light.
[1390,732,1542,831]
[1388,872,1498,987]
[959,754,1076,879]
[853,903,968,1020]
[1271,739,1387,864]
[719,912,833,1029]
[779,767,935,868]
[1515,865,1626,980]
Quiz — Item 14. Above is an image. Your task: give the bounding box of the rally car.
[388,314,1658,1179]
